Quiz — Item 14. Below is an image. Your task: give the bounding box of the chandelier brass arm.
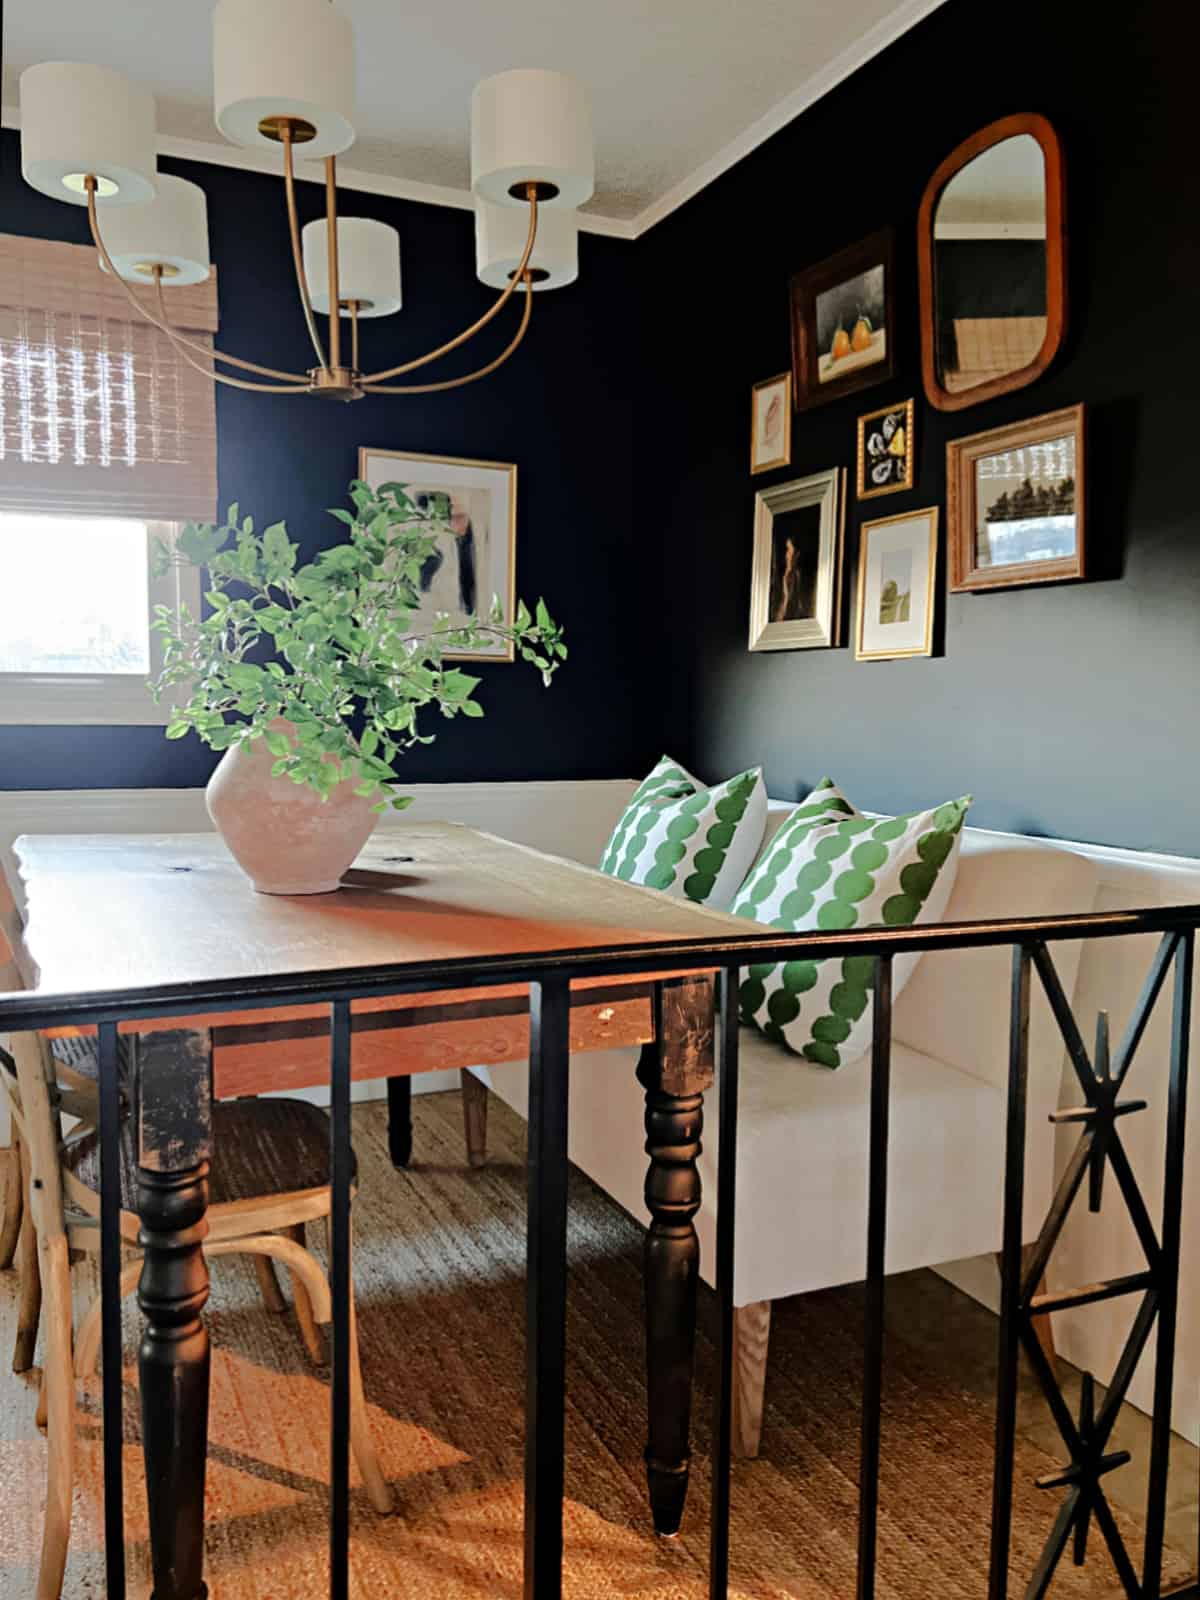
[85,177,311,384]
[280,127,331,372]
[360,191,540,384]
[86,168,541,399]
[364,272,534,393]
[153,273,312,393]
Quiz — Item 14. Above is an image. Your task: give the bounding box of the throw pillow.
[733,785,971,1067]
[599,755,767,910]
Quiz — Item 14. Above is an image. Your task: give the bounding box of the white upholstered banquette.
[468,794,1200,1450]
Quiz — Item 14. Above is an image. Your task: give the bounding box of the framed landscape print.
[790,228,896,411]
[855,506,938,661]
[748,467,846,652]
[750,372,792,474]
[946,404,1085,591]
[359,446,517,660]
[857,398,915,499]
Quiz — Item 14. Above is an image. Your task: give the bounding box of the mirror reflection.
[933,134,1047,395]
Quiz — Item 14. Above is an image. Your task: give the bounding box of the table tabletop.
[12,823,757,1004]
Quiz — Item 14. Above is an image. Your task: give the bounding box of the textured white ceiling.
[2,0,943,227]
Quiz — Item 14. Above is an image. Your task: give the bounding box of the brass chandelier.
[18,0,594,403]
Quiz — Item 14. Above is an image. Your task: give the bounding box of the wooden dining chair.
[0,884,392,1600]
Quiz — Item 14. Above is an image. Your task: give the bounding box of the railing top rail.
[0,902,1197,1035]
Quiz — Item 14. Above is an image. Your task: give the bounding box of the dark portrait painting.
[768,504,822,623]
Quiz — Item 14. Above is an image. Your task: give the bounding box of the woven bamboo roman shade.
[0,233,219,521]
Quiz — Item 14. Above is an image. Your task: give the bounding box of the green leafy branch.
[151,478,566,809]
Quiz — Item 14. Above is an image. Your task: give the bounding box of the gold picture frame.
[854,506,938,661]
[748,467,845,651]
[946,404,1085,592]
[857,398,915,500]
[750,372,792,474]
[358,445,518,661]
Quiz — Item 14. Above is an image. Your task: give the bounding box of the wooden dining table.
[9,821,763,1600]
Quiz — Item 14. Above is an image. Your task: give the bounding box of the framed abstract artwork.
[748,467,845,652]
[790,228,896,411]
[946,404,1085,591]
[857,398,915,500]
[854,506,938,661]
[359,446,517,660]
[750,372,792,474]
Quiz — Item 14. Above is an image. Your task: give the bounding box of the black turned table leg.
[637,976,716,1538]
[386,1073,413,1168]
[134,1030,213,1600]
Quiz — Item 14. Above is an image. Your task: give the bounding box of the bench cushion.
[475,1025,1044,1308]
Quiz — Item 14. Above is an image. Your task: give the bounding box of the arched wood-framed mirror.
[918,113,1067,412]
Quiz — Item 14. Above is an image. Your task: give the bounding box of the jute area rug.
[0,1091,1192,1598]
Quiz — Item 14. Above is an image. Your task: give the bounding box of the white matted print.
[750,372,791,474]
[359,446,517,661]
[855,506,938,661]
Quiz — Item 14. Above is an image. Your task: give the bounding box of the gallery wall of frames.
[641,0,1196,856]
[0,130,650,792]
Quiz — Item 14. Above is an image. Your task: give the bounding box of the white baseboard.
[275,1068,461,1110]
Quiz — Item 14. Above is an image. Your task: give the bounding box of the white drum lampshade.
[214,0,356,161]
[96,175,211,287]
[475,201,578,292]
[301,218,402,318]
[471,69,593,209]
[20,62,157,206]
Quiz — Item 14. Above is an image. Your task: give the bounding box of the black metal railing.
[1,902,1198,1600]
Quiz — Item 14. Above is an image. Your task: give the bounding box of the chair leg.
[252,1251,289,1315]
[0,1137,23,1270]
[283,1223,326,1366]
[731,1300,771,1460]
[347,1264,392,1515]
[13,1139,42,1372]
[35,1232,75,1600]
[460,1069,488,1169]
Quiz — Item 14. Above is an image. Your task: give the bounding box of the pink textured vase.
[205,728,378,895]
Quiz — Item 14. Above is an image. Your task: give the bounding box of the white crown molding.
[2,2,943,243]
[625,0,948,236]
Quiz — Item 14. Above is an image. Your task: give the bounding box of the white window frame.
[0,519,203,726]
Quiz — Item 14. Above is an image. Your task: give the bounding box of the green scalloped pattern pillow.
[599,756,768,910]
[733,786,971,1068]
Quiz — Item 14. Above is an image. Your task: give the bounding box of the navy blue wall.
[640,0,1200,857]
[0,129,649,788]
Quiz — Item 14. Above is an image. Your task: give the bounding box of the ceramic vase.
[205,726,378,894]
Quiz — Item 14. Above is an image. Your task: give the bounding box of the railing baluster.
[989,942,1033,1600]
[709,965,741,1600]
[1143,929,1193,1598]
[856,953,893,1600]
[98,1020,127,1600]
[329,1000,353,1600]
[524,974,571,1600]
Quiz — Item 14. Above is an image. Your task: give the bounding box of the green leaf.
[460,700,485,718]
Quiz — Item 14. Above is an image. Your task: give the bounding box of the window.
[0,231,217,725]
[0,511,200,725]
